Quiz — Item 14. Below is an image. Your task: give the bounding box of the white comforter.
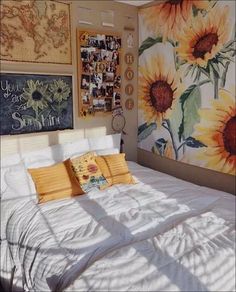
[1,162,235,291]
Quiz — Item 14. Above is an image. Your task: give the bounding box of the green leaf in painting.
[184,65,193,77]
[138,122,157,142]
[210,62,220,78]
[185,136,207,148]
[183,85,201,138]
[155,138,167,156]
[179,84,197,104]
[139,37,163,56]
[178,84,201,141]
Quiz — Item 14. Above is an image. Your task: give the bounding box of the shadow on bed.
[0,276,23,292]
[45,197,209,291]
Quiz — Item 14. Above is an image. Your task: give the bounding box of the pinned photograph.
[104,98,112,112]
[97,34,106,49]
[89,50,102,63]
[112,50,119,65]
[82,62,90,73]
[100,83,106,97]
[91,73,103,85]
[90,83,99,98]
[106,85,113,97]
[113,91,121,106]
[82,91,90,104]
[114,75,121,88]
[106,62,116,73]
[115,37,121,50]
[88,35,100,47]
[100,49,107,60]
[104,72,114,82]
[81,47,96,62]
[81,74,90,89]
[80,32,90,47]
[93,98,105,111]
[106,35,116,51]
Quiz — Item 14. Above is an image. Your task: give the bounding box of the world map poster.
[0,0,71,64]
[138,0,236,175]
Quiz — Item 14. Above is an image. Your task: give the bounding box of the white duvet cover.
[1,162,235,291]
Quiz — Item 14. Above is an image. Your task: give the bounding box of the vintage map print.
[0,0,71,64]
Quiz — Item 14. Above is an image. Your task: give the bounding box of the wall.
[1,0,138,161]
[138,149,235,194]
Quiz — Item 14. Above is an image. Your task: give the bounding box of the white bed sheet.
[1,162,235,291]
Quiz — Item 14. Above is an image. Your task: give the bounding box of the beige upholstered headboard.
[1,128,107,159]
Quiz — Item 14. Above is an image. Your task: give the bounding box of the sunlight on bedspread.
[1,162,235,292]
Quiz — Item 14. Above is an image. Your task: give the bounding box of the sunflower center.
[32,90,43,101]
[223,116,236,156]
[193,33,218,59]
[57,88,62,93]
[167,0,183,4]
[150,80,174,113]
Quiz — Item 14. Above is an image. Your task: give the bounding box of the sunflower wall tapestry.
[0,73,73,135]
[138,0,236,175]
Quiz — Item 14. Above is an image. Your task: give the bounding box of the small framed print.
[125,84,134,95]
[125,98,134,110]
[124,53,134,65]
[125,67,134,81]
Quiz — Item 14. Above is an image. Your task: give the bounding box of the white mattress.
[1,162,235,291]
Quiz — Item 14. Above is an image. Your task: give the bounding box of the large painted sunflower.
[177,6,231,67]
[194,89,236,175]
[139,56,182,124]
[49,79,71,103]
[140,0,209,42]
[22,80,51,112]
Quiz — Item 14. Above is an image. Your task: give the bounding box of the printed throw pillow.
[70,152,108,192]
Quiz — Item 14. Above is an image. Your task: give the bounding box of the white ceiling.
[116,1,153,6]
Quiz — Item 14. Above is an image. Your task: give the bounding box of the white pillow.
[22,138,90,168]
[0,153,22,168]
[1,162,37,201]
[96,148,120,155]
[88,134,121,151]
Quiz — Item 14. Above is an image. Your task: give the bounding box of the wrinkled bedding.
[1,162,235,291]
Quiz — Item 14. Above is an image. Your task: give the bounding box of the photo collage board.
[77,30,122,116]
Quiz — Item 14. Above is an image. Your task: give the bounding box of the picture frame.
[0,1,72,64]
[0,72,73,135]
[77,29,122,117]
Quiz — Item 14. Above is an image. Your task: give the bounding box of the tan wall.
[138,149,235,195]
[1,0,138,161]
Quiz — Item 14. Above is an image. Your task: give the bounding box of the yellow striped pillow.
[95,153,136,188]
[28,159,84,203]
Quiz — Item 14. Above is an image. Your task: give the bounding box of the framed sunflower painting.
[0,73,73,135]
[138,0,236,175]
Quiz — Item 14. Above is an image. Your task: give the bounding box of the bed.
[1,134,235,292]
